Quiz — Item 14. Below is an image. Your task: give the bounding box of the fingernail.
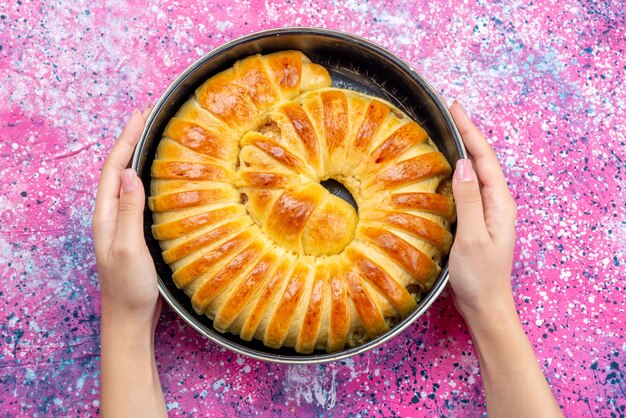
[444,96,458,108]
[132,108,140,116]
[143,102,153,113]
[122,168,138,192]
[456,159,476,182]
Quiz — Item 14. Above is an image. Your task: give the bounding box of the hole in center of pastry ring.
[320,178,358,212]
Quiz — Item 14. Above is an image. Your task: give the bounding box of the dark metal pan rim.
[132,27,466,364]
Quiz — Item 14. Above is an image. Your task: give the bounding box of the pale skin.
[92,104,167,417]
[92,101,562,417]
[448,101,562,417]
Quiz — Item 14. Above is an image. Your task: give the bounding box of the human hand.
[92,104,161,327]
[446,102,563,417]
[93,105,167,417]
[447,101,518,324]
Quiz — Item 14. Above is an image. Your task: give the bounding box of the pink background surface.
[1,0,625,416]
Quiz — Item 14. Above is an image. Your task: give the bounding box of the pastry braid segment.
[151,161,231,182]
[233,54,281,112]
[237,171,299,189]
[174,99,239,143]
[263,51,331,98]
[241,132,312,176]
[360,210,453,255]
[263,260,311,348]
[213,250,281,332]
[301,193,358,256]
[196,68,258,133]
[363,152,452,194]
[327,262,350,352]
[148,188,237,212]
[151,178,237,196]
[320,90,348,177]
[163,118,239,163]
[360,121,428,177]
[238,257,293,341]
[151,205,246,240]
[264,183,326,253]
[277,102,323,176]
[172,228,256,288]
[153,138,220,165]
[351,99,390,159]
[346,245,418,318]
[390,192,456,220]
[295,264,328,354]
[343,268,389,337]
[359,226,440,288]
[191,239,267,314]
[162,217,253,264]
[283,260,320,349]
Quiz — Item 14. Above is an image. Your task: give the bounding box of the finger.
[114,168,146,250]
[452,159,489,240]
[142,102,154,119]
[98,109,147,201]
[449,101,517,234]
[449,101,509,193]
[93,109,147,239]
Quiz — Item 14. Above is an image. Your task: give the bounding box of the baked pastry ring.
[149,51,455,353]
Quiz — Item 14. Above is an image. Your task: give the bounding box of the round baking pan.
[132,27,466,364]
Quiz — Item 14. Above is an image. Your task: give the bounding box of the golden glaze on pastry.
[149,51,455,353]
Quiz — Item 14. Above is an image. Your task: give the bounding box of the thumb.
[116,168,146,246]
[452,159,488,239]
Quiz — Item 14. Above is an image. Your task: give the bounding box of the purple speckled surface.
[1,1,625,416]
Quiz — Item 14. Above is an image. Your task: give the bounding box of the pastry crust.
[150,51,455,353]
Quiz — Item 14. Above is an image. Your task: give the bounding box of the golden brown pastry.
[149,50,455,353]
